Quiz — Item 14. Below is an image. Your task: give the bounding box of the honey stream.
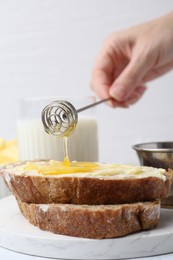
[63,136,70,166]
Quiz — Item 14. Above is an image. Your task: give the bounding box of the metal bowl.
[133,141,173,207]
[132,141,173,169]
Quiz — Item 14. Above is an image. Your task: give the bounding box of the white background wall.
[0,0,173,164]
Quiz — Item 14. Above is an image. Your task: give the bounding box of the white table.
[0,196,173,260]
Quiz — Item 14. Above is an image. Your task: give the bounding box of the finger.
[108,98,129,108]
[110,85,146,108]
[109,55,151,102]
[91,42,115,100]
[91,68,111,99]
[124,85,147,106]
[99,85,146,109]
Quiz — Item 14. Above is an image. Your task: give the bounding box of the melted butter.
[22,161,101,175]
[14,161,167,181]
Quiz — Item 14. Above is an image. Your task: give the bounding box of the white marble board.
[0,196,172,260]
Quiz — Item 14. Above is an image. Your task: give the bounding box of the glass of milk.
[17,96,98,162]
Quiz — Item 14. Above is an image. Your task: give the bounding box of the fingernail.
[110,85,127,101]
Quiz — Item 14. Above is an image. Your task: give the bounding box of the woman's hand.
[91,12,173,107]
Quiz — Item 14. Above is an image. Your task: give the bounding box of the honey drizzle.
[63,136,70,166]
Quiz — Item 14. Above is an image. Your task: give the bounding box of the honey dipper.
[41,98,110,137]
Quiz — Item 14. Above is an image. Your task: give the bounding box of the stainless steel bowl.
[133,141,173,169]
[133,141,173,207]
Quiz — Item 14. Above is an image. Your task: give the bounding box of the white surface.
[0,196,173,260]
[0,0,173,166]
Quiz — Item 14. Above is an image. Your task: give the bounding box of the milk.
[17,117,98,162]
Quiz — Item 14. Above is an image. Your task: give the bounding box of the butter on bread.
[1,160,172,205]
[17,199,160,239]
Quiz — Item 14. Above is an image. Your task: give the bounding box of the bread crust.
[1,167,172,205]
[17,199,160,239]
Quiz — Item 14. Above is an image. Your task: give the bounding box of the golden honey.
[63,137,70,167]
[23,160,100,175]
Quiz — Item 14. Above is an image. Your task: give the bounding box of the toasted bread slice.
[1,160,172,205]
[17,199,160,239]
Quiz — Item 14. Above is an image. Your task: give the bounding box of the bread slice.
[1,160,172,205]
[17,199,160,239]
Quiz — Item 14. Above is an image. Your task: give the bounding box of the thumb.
[109,57,150,101]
